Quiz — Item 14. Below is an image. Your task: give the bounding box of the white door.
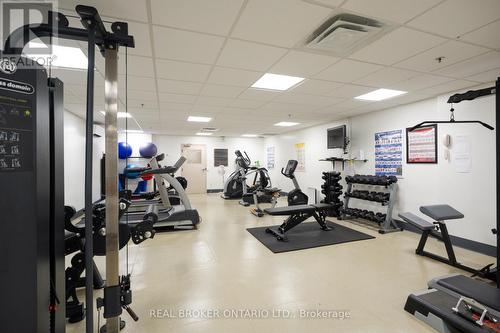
[181,144,207,194]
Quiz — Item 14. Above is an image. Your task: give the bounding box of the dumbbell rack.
[341,175,401,234]
[320,171,343,218]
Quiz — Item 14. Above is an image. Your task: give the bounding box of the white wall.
[153,135,265,190]
[64,111,104,210]
[265,92,496,246]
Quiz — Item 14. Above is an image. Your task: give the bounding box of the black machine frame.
[1,5,135,333]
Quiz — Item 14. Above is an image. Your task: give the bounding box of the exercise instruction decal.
[295,143,305,172]
[375,130,403,176]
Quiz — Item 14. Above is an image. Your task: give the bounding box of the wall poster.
[266,146,275,169]
[406,125,438,164]
[294,142,305,172]
[374,129,403,176]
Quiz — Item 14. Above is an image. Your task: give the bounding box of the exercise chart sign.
[406,125,438,164]
[375,130,403,176]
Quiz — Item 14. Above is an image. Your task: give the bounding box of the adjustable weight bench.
[264,203,333,241]
[399,205,495,281]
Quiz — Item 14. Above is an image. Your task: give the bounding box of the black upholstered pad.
[420,205,464,221]
[436,275,500,311]
[399,212,435,230]
[312,203,333,210]
[264,204,316,216]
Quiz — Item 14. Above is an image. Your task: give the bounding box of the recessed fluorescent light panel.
[25,42,88,70]
[188,116,212,122]
[100,111,132,118]
[355,88,407,101]
[242,134,258,137]
[251,73,305,91]
[196,132,213,136]
[274,122,300,127]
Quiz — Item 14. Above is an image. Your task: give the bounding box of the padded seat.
[420,205,464,221]
[399,212,435,230]
[265,204,316,216]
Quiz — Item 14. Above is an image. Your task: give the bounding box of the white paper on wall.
[266,146,275,169]
[453,135,471,173]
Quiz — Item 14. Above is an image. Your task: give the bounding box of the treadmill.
[404,79,499,333]
[121,156,200,229]
[124,154,184,213]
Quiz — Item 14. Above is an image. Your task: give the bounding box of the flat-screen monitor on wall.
[327,125,346,149]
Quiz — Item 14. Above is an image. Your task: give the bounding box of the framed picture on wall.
[406,124,438,164]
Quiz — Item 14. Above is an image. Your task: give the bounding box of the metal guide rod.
[496,77,499,288]
[104,47,120,332]
[84,26,96,333]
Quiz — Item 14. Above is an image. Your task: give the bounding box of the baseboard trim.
[207,189,223,193]
[396,219,496,257]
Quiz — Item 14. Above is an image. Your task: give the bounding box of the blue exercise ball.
[118,142,132,159]
[124,164,140,179]
[139,142,157,158]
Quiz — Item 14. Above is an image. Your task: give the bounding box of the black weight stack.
[321,171,343,218]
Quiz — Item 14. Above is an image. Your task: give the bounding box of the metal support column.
[104,47,120,333]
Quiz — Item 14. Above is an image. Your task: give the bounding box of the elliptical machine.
[221,150,273,205]
[250,160,308,217]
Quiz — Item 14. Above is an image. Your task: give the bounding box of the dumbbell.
[374,213,386,224]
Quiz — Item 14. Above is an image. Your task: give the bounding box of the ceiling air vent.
[306,13,386,56]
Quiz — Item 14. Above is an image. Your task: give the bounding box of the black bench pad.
[264,203,331,216]
[399,212,435,230]
[420,204,464,221]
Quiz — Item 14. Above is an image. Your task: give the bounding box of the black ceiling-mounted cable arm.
[409,84,496,132]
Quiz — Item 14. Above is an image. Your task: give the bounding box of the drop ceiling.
[49,0,500,136]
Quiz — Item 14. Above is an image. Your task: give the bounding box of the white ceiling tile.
[332,99,371,110]
[228,99,267,109]
[315,59,383,82]
[118,75,155,92]
[416,80,479,96]
[157,79,203,94]
[238,88,282,101]
[303,0,344,8]
[327,84,374,98]
[200,84,246,98]
[341,0,441,23]
[350,27,446,65]
[159,102,193,112]
[158,93,197,104]
[407,0,500,38]
[354,67,420,87]
[156,59,212,82]
[396,41,489,72]
[126,90,157,101]
[462,20,500,50]
[196,96,233,107]
[291,79,343,95]
[118,55,155,77]
[150,0,244,35]
[434,51,500,78]
[152,26,225,64]
[269,50,339,77]
[58,0,149,22]
[126,98,159,109]
[274,93,344,107]
[231,0,332,48]
[217,39,287,71]
[387,74,452,91]
[208,67,263,87]
[466,68,500,83]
